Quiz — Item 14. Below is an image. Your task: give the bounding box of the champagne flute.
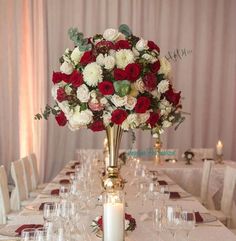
[153,208,163,240]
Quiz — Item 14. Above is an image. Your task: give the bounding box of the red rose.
[147,40,160,53]
[79,51,96,65]
[114,68,127,81]
[135,96,151,113]
[165,86,181,106]
[96,40,115,50]
[90,120,105,132]
[115,40,131,50]
[148,112,160,127]
[98,81,114,95]
[143,73,157,91]
[111,109,128,124]
[55,111,67,126]
[125,63,141,82]
[52,72,70,84]
[70,70,83,87]
[97,217,103,230]
[150,61,160,73]
[57,88,67,102]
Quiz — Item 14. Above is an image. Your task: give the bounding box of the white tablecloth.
[1,158,236,241]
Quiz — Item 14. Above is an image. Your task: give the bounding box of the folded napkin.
[38,202,53,211]
[169,191,181,199]
[66,171,75,176]
[194,211,203,223]
[73,161,80,165]
[158,180,168,185]
[15,224,43,235]
[59,179,70,184]
[51,189,60,195]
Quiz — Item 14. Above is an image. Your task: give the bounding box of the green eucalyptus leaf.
[119,24,132,37]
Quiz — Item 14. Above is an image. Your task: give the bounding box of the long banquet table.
[1,157,236,241]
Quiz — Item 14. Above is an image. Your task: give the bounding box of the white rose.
[103,28,120,41]
[132,47,140,57]
[138,113,150,124]
[60,61,73,75]
[96,54,105,66]
[159,57,172,78]
[157,80,169,94]
[57,101,73,118]
[103,111,112,127]
[68,109,93,130]
[136,39,148,51]
[162,120,172,128]
[83,62,103,87]
[134,78,145,93]
[125,96,137,110]
[71,47,83,64]
[159,99,172,116]
[115,49,134,69]
[76,84,90,102]
[142,53,157,63]
[111,94,127,107]
[151,89,161,99]
[104,55,115,70]
[127,114,139,128]
[65,85,73,95]
[100,97,108,105]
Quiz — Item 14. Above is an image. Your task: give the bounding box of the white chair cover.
[200,160,214,205]
[221,166,236,218]
[10,160,28,211]
[21,156,33,195]
[0,166,10,224]
[28,153,40,190]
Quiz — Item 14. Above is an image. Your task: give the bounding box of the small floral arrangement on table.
[91,213,136,236]
[35,24,184,135]
[183,150,194,165]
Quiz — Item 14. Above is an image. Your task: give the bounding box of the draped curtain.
[1,0,236,181]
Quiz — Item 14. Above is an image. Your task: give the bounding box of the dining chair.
[0,165,19,224]
[20,156,41,198]
[28,153,47,190]
[199,160,214,206]
[209,166,236,227]
[10,160,34,211]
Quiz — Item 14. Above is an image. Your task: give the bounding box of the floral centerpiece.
[35,24,183,135]
[91,213,136,237]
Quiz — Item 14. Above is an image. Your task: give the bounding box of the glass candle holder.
[103,191,125,241]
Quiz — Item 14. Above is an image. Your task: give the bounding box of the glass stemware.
[153,208,163,240]
[180,210,196,240]
[21,228,35,241]
[43,203,56,223]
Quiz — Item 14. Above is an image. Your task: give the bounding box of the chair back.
[20,156,33,194]
[10,160,28,211]
[221,166,236,217]
[0,166,10,224]
[28,153,40,189]
[200,160,214,205]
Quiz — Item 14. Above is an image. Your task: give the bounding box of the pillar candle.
[103,202,124,241]
[216,140,223,155]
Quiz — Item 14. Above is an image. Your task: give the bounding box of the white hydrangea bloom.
[115,49,134,69]
[83,62,103,87]
[68,109,93,130]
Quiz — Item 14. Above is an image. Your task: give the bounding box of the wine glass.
[21,228,35,241]
[164,205,182,240]
[153,208,163,240]
[34,227,48,241]
[43,203,56,223]
[59,185,70,200]
[180,210,196,240]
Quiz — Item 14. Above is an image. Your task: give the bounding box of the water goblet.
[21,228,35,241]
[59,185,70,200]
[180,210,196,240]
[43,203,56,223]
[34,227,48,241]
